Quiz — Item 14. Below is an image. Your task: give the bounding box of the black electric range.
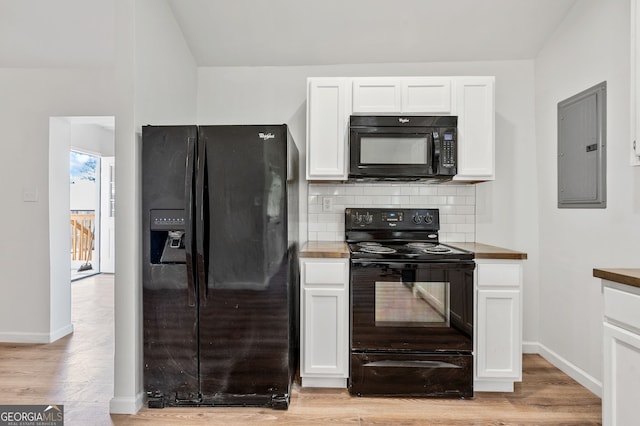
[345,207,475,399]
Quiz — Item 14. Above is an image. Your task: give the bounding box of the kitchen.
[0,0,639,424]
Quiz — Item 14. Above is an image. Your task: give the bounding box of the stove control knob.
[364,213,373,224]
[353,213,362,224]
[412,214,423,224]
[424,213,434,224]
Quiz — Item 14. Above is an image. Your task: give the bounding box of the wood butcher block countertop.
[300,241,527,260]
[593,268,640,289]
[300,241,350,258]
[451,242,528,260]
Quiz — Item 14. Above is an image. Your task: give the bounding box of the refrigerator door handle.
[196,136,208,305]
[184,136,197,307]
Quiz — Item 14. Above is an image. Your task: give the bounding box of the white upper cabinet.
[352,78,402,113]
[306,78,351,180]
[306,76,495,182]
[453,77,495,181]
[402,78,453,113]
[352,77,453,114]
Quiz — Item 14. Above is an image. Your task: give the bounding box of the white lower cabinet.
[300,258,349,387]
[474,260,523,392]
[602,283,640,426]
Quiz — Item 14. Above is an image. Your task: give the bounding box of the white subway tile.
[456,186,475,196]
[456,224,475,233]
[390,195,411,205]
[318,213,341,223]
[326,222,344,232]
[446,196,466,205]
[355,196,374,205]
[418,186,438,196]
[345,185,364,195]
[317,231,338,241]
[427,196,447,205]
[409,195,430,205]
[373,196,392,204]
[335,196,355,205]
[400,186,420,195]
[306,182,477,243]
[456,205,475,215]
[437,187,458,196]
[308,204,323,214]
[308,222,327,232]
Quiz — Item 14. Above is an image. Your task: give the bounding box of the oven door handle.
[363,360,463,369]
[350,260,476,268]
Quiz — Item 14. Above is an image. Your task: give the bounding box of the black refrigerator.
[142,124,299,409]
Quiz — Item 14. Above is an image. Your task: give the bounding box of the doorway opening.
[49,116,115,284]
[48,115,115,342]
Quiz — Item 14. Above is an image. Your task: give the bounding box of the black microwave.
[349,115,458,180]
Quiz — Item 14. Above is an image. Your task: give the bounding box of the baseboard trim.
[522,341,602,398]
[109,392,145,414]
[0,324,74,344]
[522,340,540,354]
[301,376,348,388]
[49,323,74,342]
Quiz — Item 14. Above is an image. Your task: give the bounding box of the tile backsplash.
[308,183,476,242]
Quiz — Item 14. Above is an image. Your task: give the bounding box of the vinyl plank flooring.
[0,274,601,425]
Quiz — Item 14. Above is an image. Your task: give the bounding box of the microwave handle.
[432,131,441,174]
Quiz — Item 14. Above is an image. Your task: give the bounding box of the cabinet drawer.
[303,260,348,285]
[604,286,640,331]
[477,263,522,287]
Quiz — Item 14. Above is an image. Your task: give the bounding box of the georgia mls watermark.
[0,405,63,426]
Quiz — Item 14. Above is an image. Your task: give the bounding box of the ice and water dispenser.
[149,209,186,264]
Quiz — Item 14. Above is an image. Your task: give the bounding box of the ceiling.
[0,0,577,68]
[168,0,578,67]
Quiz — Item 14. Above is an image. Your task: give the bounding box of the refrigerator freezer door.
[142,125,199,406]
[197,125,292,407]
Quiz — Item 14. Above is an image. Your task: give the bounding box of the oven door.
[350,260,474,353]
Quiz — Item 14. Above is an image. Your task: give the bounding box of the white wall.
[110,0,198,414]
[70,123,115,157]
[0,69,117,343]
[534,0,640,396]
[197,60,539,343]
[49,117,74,342]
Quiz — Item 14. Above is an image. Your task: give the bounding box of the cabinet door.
[454,77,495,181]
[631,0,640,165]
[352,78,402,113]
[402,78,453,113]
[302,287,347,376]
[476,289,521,379]
[603,322,640,426]
[306,78,350,180]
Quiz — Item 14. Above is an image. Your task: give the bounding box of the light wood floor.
[0,274,601,425]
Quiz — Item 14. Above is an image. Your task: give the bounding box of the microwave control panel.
[441,132,456,168]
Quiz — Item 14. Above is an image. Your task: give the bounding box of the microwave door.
[350,129,434,178]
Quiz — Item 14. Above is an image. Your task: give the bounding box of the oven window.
[375,281,450,327]
[360,136,428,164]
